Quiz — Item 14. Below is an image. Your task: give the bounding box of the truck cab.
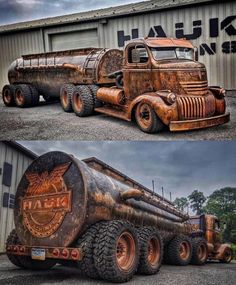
[95,37,230,133]
[189,214,233,263]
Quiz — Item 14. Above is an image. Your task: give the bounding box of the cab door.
[123,43,153,102]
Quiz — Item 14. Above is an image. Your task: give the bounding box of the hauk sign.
[117,16,236,55]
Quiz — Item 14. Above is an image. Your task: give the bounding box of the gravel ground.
[0,255,235,285]
[0,92,235,140]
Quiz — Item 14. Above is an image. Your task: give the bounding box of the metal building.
[0,141,37,253]
[0,0,235,90]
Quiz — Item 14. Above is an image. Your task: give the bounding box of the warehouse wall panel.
[0,142,34,253]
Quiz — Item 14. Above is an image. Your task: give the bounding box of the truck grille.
[177,96,206,119]
[180,81,208,96]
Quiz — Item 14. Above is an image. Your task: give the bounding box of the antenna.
[152,180,155,194]
[169,192,172,202]
[161,186,164,200]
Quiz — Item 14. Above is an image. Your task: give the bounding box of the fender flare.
[128,92,178,125]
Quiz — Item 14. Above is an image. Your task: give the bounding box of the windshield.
[150,47,194,61]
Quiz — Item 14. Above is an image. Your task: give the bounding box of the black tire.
[165,235,192,266]
[29,85,39,106]
[14,84,32,108]
[2,84,16,107]
[116,74,124,89]
[219,247,233,263]
[6,229,56,270]
[135,102,165,133]
[72,85,94,117]
[94,220,139,283]
[76,223,105,279]
[191,238,208,265]
[6,229,25,268]
[137,227,163,275]
[60,84,75,112]
[87,84,103,108]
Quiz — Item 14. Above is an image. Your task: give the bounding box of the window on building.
[2,162,12,187]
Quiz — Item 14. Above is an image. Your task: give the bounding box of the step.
[95,106,130,121]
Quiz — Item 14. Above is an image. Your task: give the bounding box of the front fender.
[128,92,178,125]
[215,244,232,260]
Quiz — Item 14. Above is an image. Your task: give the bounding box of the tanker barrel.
[121,188,189,222]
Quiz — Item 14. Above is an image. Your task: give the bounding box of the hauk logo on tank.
[21,163,72,238]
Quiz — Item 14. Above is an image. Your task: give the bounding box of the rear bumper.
[6,244,83,261]
[169,113,230,132]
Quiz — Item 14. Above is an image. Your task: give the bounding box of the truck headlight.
[167,93,176,104]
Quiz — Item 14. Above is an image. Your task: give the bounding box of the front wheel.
[219,248,233,263]
[135,102,165,133]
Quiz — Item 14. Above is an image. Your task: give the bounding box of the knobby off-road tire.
[14,84,32,108]
[6,229,56,270]
[2,84,16,107]
[72,85,94,117]
[165,235,192,266]
[137,227,163,275]
[29,85,39,106]
[135,102,165,133]
[191,238,208,265]
[60,84,75,112]
[87,84,103,108]
[94,220,139,283]
[219,247,233,263]
[76,222,105,279]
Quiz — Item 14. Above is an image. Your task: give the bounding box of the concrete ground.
[0,255,235,285]
[0,92,235,140]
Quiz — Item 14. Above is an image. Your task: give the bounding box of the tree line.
[173,187,236,243]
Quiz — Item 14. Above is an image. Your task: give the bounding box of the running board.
[95,106,131,121]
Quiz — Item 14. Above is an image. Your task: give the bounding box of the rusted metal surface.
[97,87,125,105]
[14,151,190,249]
[8,48,123,97]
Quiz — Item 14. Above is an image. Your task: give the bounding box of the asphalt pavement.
[0,93,235,140]
[0,255,235,285]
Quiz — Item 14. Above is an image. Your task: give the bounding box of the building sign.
[117,15,236,55]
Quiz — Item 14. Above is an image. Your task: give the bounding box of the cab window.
[128,45,149,64]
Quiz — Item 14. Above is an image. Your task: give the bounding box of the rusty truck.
[6,152,233,283]
[2,37,229,133]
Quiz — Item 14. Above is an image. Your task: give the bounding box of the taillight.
[53,248,60,257]
[71,249,79,260]
[61,249,69,258]
[19,246,25,253]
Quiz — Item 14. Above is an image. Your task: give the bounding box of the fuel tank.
[14,151,190,248]
[8,48,123,97]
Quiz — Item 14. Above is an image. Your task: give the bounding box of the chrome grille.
[177,96,205,119]
[180,81,208,96]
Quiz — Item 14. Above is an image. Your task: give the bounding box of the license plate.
[31,248,46,261]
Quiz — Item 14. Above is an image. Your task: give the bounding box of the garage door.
[51,29,98,51]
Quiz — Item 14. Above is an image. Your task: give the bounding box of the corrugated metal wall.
[0,30,44,92]
[0,1,235,90]
[0,142,33,253]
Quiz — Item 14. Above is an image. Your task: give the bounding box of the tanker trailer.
[6,151,196,283]
[3,48,123,110]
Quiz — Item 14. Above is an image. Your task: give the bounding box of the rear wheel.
[191,238,208,265]
[165,235,192,266]
[135,102,164,133]
[6,229,56,270]
[138,227,163,275]
[2,85,16,107]
[219,247,233,263]
[29,85,39,106]
[60,84,75,112]
[14,84,32,108]
[72,85,94,117]
[94,220,139,283]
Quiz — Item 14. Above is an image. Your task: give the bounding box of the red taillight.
[71,249,79,260]
[13,246,18,252]
[53,248,60,257]
[19,246,25,253]
[61,249,69,258]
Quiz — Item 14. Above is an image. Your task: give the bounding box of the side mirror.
[131,48,140,63]
[194,47,199,61]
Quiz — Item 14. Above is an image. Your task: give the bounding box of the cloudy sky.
[0,0,147,25]
[18,141,236,201]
